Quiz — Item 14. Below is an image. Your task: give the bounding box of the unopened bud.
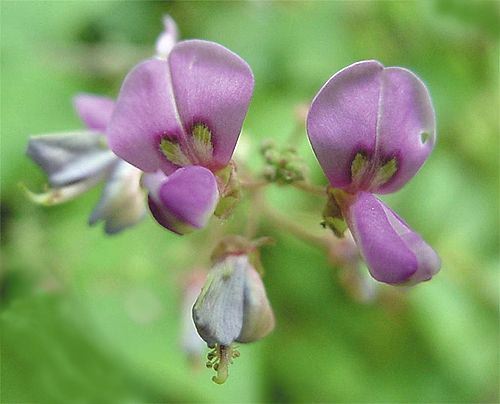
[192,253,275,384]
[192,254,274,347]
[155,15,179,59]
[259,141,308,185]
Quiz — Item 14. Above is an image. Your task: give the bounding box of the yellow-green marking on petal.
[160,138,191,166]
[371,158,398,188]
[350,152,370,185]
[192,123,214,163]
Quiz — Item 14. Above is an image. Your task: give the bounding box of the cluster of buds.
[260,140,308,184]
[24,15,441,384]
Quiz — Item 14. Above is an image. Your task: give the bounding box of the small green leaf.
[322,216,348,238]
[322,188,348,238]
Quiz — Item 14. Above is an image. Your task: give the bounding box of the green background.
[1,1,498,402]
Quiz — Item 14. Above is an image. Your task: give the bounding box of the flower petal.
[168,40,254,169]
[372,67,436,193]
[307,60,383,189]
[344,192,440,285]
[236,259,275,343]
[73,94,115,131]
[26,131,116,187]
[144,166,219,234]
[307,61,435,193]
[89,160,146,234]
[192,255,247,347]
[181,271,207,362]
[155,15,178,59]
[107,59,183,174]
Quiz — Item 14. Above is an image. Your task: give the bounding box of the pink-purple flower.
[107,39,254,234]
[307,60,440,285]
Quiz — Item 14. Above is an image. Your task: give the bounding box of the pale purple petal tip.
[168,40,254,169]
[345,192,440,285]
[73,94,115,131]
[307,60,435,193]
[144,166,219,234]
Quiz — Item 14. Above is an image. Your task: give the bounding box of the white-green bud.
[192,254,275,347]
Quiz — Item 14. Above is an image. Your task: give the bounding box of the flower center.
[159,123,215,167]
[350,152,398,191]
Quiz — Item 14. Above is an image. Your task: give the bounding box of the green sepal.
[214,163,241,219]
[19,179,99,206]
[214,195,239,219]
[322,216,348,238]
[322,187,348,238]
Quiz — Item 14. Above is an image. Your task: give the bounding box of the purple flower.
[307,60,440,285]
[26,94,146,234]
[107,39,254,233]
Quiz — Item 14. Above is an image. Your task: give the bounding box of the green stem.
[292,180,327,196]
[244,187,263,239]
[260,201,330,251]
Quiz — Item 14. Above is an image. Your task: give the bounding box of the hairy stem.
[244,187,263,239]
[292,180,327,196]
[260,201,330,250]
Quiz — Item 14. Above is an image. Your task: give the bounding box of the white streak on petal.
[89,160,146,234]
[27,131,115,187]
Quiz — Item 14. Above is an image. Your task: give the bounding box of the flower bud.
[192,254,274,347]
[192,252,274,384]
[155,15,179,59]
